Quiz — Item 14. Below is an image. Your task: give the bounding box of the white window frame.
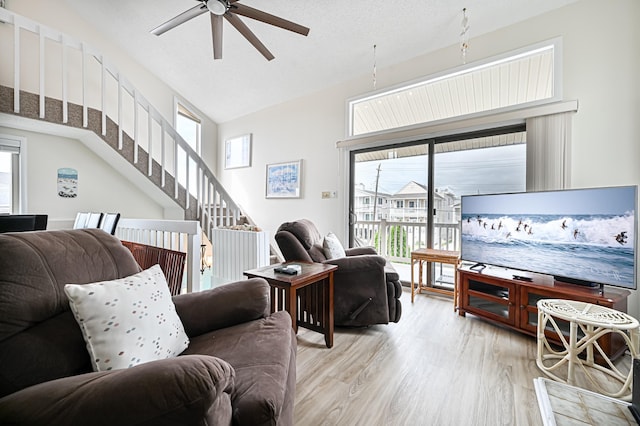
[173,97,202,155]
[0,134,28,213]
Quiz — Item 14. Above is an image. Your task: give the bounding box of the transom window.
[348,40,560,136]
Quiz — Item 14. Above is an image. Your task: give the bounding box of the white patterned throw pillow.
[64,264,189,372]
[323,232,346,259]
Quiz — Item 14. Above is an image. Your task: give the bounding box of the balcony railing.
[353,219,460,286]
[354,219,459,257]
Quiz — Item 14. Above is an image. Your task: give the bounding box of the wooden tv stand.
[458,264,631,359]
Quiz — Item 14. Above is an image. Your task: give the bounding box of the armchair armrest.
[323,254,390,325]
[173,278,270,337]
[0,355,235,426]
[345,246,378,256]
[324,254,386,272]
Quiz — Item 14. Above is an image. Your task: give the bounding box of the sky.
[354,144,526,197]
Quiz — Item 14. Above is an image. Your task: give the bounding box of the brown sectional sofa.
[0,229,296,425]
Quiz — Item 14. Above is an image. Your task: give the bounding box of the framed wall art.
[225,134,252,169]
[265,160,302,199]
[57,167,78,198]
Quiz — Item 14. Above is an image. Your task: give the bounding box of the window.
[350,126,526,283]
[0,136,24,214]
[176,102,201,154]
[175,102,201,196]
[348,40,560,136]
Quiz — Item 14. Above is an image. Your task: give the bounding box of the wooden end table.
[410,248,460,310]
[244,262,337,348]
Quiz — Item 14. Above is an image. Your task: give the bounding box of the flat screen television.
[460,186,637,290]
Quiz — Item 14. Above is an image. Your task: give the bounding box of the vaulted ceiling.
[62,0,579,123]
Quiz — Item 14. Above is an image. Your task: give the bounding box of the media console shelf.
[458,264,631,359]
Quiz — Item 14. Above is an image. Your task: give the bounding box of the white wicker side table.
[536,299,640,401]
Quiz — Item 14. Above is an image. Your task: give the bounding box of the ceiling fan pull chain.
[373,44,377,90]
[460,8,470,64]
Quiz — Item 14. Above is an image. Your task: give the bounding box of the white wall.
[0,126,165,228]
[218,0,640,316]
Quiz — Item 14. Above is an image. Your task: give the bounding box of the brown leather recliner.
[275,219,402,327]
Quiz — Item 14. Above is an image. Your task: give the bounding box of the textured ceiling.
[61,0,578,124]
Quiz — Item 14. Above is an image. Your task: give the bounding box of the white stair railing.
[0,8,242,245]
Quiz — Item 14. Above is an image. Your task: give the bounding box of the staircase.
[0,8,245,242]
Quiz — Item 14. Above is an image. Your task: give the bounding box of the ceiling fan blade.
[233,4,310,36]
[225,13,275,61]
[211,13,223,59]
[151,4,208,36]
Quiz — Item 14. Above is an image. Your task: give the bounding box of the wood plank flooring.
[294,288,543,425]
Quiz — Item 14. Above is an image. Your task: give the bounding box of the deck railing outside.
[353,219,460,285]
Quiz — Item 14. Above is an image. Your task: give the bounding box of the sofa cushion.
[183,311,294,426]
[65,265,189,372]
[0,229,141,397]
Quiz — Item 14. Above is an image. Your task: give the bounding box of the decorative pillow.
[323,232,346,259]
[64,264,189,372]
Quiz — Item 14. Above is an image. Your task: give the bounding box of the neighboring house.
[353,184,390,222]
[356,181,459,225]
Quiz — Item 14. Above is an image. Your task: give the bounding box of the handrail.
[353,219,460,262]
[116,218,202,293]
[0,8,242,245]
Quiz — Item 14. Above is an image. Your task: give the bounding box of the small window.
[175,102,201,196]
[0,137,22,214]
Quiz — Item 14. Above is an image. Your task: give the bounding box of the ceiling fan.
[151,0,310,61]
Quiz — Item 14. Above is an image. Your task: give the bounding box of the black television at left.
[0,214,48,233]
[460,186,637,290]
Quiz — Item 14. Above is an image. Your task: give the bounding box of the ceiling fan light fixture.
[207,0,229,16]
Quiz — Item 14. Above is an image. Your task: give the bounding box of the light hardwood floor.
[294,288,543,425]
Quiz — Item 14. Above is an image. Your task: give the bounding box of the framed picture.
[225,134,252,169]
[266,160,302,199]
[57,167,78,198]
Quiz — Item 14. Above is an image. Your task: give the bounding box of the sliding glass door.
[349,126,526,286]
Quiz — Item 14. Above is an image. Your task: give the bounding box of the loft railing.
[0,8,241,244]
[116,218,201,293]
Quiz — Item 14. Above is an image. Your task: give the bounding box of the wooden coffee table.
[244,262,337,348]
